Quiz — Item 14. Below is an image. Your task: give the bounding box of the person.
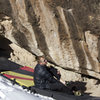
[33,56,72,94]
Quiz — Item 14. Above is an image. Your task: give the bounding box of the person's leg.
[46,80,73,94]
[46,81,62,91]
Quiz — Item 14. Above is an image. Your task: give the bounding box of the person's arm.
[49,66,61,80]
[40,66,55,82]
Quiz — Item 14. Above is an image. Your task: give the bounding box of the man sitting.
[33,56,72,94]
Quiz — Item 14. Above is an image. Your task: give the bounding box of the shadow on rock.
[0,36,13,58]
[65,81,89,96]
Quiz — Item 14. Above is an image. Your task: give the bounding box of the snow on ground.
[0,76,54,100]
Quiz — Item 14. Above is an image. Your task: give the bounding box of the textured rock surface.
[0,0,100,80]
[9,43,36,67]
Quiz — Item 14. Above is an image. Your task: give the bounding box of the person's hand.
[57,70,60,75]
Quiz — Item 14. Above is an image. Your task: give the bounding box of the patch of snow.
[0,76,54,100]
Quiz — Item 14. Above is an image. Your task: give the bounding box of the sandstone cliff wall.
[0,0,100,79]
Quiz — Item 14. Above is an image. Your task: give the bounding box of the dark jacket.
[34,64,61,89]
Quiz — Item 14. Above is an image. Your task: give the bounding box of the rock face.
[0,0,100,79]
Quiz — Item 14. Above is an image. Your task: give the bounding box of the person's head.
[36,56,47,65]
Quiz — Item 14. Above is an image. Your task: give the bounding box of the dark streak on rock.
[24,0,54,62]
[0,0,12,18]
[12,27,30,51]
[64,10,88,75]
[97,37,100,64]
